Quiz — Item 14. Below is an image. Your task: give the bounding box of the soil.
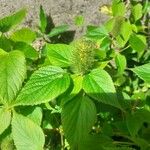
[0,0,111,37]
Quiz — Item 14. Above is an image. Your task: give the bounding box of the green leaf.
[112,0,126,17]
[131,63,150,84]
[62,94,96,149]
[129,33,146,53]
[18,106,43,125]
[61,75,83,105]
[86,25,108,40]
[13,42,38,60]
[46,44,72,67]
[0,49,26,104]
[115,53,127,76]
[74,15,85,26]
[78,134,114,150]
[0,35,14,52]
[132,3,143,22]
[111,16,125,37]
[0,9,26,33]
[126,110,150,137]
[15,66,70,106]
[39,5,47,33]
[12,112,45,150]
[83,68,121,109]
[48,25,69,37]
[116,21,132,47]
[0,108,11,135]
[10,28,36,44]
[126,113,143,137]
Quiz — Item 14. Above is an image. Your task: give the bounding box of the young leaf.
[62,94,96,149]
[13,42,38,60]
[131,63,150,84]
[132,3,143,22]
[10,28,36,44]
[39,5,47,33]
[46,44,73,67]
[115,53,127,76]
[0,49,26,105]
[15,66,70,106]
[0,9,26,33]
[12,112,45,150]
[74,15,85,26]
[112,0,126,17]
[48,25,69,37]
[129,33,146,53]
[83,68,121,109]
[0,108,11,134]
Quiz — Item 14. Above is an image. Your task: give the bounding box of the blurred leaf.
[129,33,146,53]
[0,108,11,135]
[0,36,13,52]
[115,53,127,76]
[0,9,26,33]
[111,16,125,37]
[13,42,38,60]
[74,15,85,26]
[112,0,126,17]
[116,21,132,47]
[132,3,143,22]
[10,28,36,44]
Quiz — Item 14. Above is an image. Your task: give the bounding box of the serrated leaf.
[132,3,143,22]
[129,33,146,53]
[48,25,69,37]
[83,68,121,109]
[15,66,70,106]
[0,9,26,33]
[0,108,11,135]
[13,42,38,60]
[0,49,26,104]
[12,112,45,150]
[62,94,96,149]
[10,28,36,44]
[131,63,150,84]
[39,6,47,33]
[112,0,126,17]
[46,44,72,67]
[115,53,127,76]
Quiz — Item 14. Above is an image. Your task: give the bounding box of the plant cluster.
[0,0,150,150]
